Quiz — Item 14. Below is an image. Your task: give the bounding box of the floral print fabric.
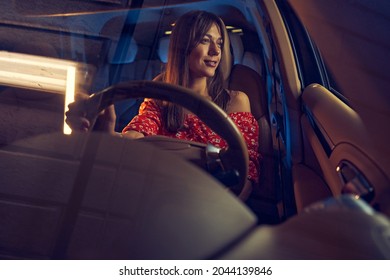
[122,99,260,183]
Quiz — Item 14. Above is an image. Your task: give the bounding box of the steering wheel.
[83,80,249,195]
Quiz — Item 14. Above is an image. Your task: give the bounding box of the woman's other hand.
[65,93,117,134]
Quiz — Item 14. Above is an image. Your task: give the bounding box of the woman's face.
[188,23,222,80]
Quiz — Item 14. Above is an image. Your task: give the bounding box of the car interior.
[0,0,389,259]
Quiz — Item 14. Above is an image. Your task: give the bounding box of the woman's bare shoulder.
[226,90,251,114]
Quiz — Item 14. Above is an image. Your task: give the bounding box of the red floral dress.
[122,99,260,183]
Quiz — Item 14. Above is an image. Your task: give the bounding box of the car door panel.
[297,83,390,215]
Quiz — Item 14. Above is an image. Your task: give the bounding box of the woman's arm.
[122,130,144,139]
[122,98,163,136]
[65,93,117,133]
[226,90,260,199]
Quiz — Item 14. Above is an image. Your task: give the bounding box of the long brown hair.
[160,10,231,132]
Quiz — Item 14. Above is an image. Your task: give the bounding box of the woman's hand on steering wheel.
[65,94,117,133]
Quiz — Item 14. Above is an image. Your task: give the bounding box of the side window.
[321,58,348,104]
[276,0,345,101]
[262,21,296,219]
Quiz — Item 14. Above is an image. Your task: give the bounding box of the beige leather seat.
[229,33,263,75]
[227,33,278,223]
[228,63,278,222]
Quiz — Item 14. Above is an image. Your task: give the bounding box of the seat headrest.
[229,33,244,64]
[220,25,232,82]
[158,36,170,64]
[108,37,138,64]
[229,64,266,120]
[101,16,138,64]
[229,33,263,76]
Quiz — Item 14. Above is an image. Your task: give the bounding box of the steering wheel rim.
[84,80,249,194]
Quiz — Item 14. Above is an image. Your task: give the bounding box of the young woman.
[66,10,259,200]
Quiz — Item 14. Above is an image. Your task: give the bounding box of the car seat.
[227,33,279,223]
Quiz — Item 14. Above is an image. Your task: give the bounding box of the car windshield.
[1,0,390,265]
[0,0,265,136]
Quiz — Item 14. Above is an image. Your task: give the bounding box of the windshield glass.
[2,0,390,264]
[0,0,263,139]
